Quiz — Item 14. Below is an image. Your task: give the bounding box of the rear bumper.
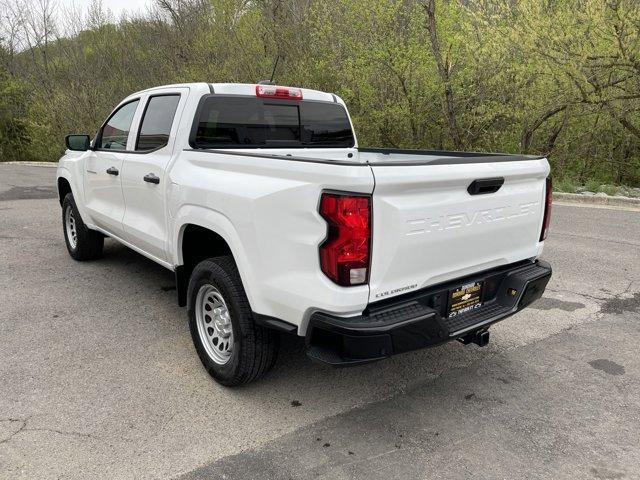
[305,260,551,366]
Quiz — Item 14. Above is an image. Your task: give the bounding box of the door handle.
[106,167,119,176]
[143,173,160,185]
[467,177,504,195]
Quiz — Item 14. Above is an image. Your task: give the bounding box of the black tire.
[62,193,104,261]
[187,256,278,386]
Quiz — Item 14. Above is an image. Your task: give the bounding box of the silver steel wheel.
[195,285,234,365]
[65,205,78,250]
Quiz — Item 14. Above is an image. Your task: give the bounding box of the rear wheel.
[187,256,278,386]
[62,193,103,261]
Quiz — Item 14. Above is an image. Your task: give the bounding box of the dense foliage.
[1,0,639,186]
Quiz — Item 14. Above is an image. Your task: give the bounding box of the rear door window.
[136,95,181,151]
[192,97,354,148]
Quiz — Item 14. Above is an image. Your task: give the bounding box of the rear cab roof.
[126,83,344,105]
[208,83,343,105]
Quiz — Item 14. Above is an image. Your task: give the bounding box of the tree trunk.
[423,0,464,150]
[520,105,567,154]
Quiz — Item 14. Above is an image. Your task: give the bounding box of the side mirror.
[65,134,91,151]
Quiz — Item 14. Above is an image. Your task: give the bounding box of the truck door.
[84,99,140,236]
[120,90,186,261]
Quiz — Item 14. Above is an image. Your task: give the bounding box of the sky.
[59,0,154,17]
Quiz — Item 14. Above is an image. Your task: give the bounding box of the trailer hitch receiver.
[459,329,490,347]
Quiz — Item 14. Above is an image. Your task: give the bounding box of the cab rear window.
[191,97,355,148]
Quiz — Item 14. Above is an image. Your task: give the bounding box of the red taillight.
[319,193,371,286]
[255,84,303,100]
[540,177,553,241]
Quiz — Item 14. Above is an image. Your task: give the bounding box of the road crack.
[26,427,101,440]
[546,287,609,304]
[0,418,28,445]
[546,279,638,311]
[0,417,102,444]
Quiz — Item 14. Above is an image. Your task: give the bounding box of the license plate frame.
[447,281,484,318]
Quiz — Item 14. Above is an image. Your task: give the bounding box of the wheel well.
[181,224,232,268]
[176,224,233,306]
[57,178,72,205]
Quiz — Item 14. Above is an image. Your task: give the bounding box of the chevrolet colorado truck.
[57,82,552,386]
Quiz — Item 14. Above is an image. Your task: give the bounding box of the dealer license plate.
[448,281,483,318]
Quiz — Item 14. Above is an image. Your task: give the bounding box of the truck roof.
[131,82,340,104]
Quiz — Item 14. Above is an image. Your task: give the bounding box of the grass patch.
[584,179,600,192]
[555,177,577,193]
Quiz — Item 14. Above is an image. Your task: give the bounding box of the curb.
[554,192,640,209]
[2,161,58,167]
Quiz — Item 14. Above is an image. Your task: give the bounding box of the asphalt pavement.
[0,164,639,480]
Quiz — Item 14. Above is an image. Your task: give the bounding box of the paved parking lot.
[1,164,639,480]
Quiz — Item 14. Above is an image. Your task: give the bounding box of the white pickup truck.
[57,82,552,385]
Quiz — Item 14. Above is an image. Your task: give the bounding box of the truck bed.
[187,146,543,167]
[191,146,549,304]
[357,148,544,166]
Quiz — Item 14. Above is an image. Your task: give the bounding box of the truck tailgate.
[368,157,549,302]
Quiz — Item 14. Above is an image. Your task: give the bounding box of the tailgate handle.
[467,177,504,195]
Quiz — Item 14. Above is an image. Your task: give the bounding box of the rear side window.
[136,95,181,151]
[192,97,355,148]
[99,100,139,150]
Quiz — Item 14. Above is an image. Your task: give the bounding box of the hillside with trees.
[1,0,639,187]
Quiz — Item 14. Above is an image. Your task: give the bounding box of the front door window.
[99,100,139,150]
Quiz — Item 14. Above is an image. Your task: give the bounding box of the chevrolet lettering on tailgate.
[406,201,539,236]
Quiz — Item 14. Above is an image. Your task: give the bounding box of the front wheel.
[62,193,104,261]
[187,256,278,386]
